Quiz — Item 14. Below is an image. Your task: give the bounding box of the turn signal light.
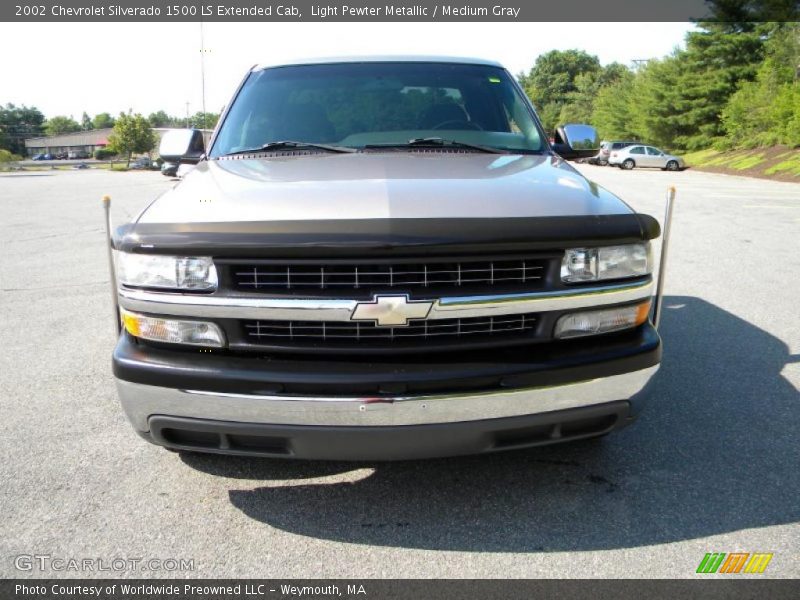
[121,310,225,348]
[554,301,651,339]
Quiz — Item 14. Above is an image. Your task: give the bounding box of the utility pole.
[185,102,190,128]
[200,21,207,132]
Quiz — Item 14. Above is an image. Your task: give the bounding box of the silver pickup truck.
[109,56,667,460]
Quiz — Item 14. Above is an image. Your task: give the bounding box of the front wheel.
[666,160,679,171]
[622,159,635,170]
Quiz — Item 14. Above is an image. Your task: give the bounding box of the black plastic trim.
[147,401,633,460]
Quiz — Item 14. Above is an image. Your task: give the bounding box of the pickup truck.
[110,56,664,460]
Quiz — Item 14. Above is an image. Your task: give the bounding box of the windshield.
[210,62,545,157]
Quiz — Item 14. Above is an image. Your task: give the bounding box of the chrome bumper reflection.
[117,279,653,322]
[116,365,659,431]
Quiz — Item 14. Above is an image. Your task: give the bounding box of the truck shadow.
[181,296,800,552]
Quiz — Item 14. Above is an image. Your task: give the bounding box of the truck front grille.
[243,313,537,345]
[228,257,550,298]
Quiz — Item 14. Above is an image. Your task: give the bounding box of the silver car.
[609,144,685,171]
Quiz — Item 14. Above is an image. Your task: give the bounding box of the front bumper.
[113,324,660,459]
[144,401,636,461]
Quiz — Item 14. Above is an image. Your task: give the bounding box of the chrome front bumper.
[116,364,659,432]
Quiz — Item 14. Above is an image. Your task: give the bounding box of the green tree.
[520,50,602,132]
[81,112,93,131]
[190,111,220,129]
[559,62,630,126]
[705,0,800,23]
[722,23,800,147]
[629,54,687,149]
[673,25,764,149]
[591,69,642,141]
[615,23,765,152]
[0,104,45,154]
[44,115,81,136]
[92,112,115,129]
[108,113,157,167]
[147,110,176,128]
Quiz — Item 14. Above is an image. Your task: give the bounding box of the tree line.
[0,107,219,157]
[518,21,800,152]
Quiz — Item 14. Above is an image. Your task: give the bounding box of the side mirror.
[158,129,205,165]
[552,124,600,160]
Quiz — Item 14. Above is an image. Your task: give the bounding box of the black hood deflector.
[113,214,660,257]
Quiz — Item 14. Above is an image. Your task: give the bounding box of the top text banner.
[4,0,717,22]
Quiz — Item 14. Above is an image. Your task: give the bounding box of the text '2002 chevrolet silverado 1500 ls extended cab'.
[110,56,669,460]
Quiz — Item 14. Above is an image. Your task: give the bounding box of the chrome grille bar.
[231,259,547,293]
[118,279,655,322]
[243,313,538,342]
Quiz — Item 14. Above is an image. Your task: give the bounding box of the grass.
[764,154,800,176]
[683,149,721,166]
[728,153,766,170]
[683,146,799,180]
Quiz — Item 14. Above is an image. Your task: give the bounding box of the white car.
[609,144,685,171]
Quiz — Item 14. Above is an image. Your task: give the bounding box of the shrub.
[94,147,117,160]
[0,149,22,162]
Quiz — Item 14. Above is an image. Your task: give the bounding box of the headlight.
[561,243,651,283]
[554,301,651,339]
[121,309,225,347]
[116,252,217,291]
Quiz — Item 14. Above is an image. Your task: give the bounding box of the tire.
[622,159,635,170]
[666,160,679,171]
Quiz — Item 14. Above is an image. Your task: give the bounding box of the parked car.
[160,161,178,177]
[31,154,45,160]
[68,150,90,160]
[55,152,68,160]
[129,157,152,170]
[110,56,665,460]
[608,144,685,171]
[595,140,640,166]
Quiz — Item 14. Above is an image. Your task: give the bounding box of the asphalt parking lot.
[0,164,798,578]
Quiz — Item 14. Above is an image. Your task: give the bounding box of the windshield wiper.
[223,140,356,156]
[365,137,510,154]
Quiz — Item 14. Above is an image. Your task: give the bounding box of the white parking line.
[743,205,800,209]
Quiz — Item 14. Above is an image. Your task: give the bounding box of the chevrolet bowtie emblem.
[351,294,434,327]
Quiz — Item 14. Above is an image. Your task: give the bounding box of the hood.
[117,152,659,257]
[138,152,632,224]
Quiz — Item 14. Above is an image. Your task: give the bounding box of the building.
[24,128,112,157]
[24,128,214,157]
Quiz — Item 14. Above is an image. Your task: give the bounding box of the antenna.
[200,21,207,132]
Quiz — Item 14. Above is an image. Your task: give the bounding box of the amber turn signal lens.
[120,309,225,348]
[554,300,652,339]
